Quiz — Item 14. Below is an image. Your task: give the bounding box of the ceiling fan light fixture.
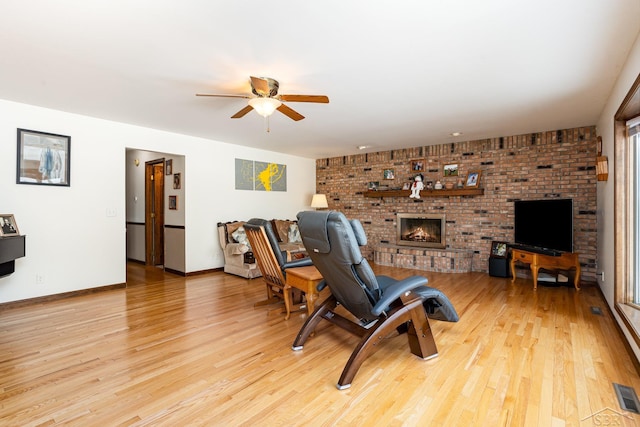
[248,97,282,117]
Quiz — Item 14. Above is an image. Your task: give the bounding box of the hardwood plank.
[0,263,639,425]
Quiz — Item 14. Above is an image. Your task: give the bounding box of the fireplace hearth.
[397,213,445,248]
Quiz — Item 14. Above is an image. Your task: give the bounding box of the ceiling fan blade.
[250,76,271,97]
[279,94,330,103]
[196,93,250,99]
[231,105,254,118]
[276,104,305,121]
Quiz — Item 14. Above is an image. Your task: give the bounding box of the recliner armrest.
[371,275,428,316]
[282,257,313,269]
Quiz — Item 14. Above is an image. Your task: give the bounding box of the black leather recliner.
[292,210,459,389]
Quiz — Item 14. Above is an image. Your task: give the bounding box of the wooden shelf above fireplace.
[363,188,484,198]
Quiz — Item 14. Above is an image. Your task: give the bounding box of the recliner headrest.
[350,219,367,246]
[297,211,331,253]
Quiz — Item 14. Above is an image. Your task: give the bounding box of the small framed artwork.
[410,159,424,172]
[491,241,508,258]
[383,169,395,180]
[465,171,481,188]
[0,214,19,236]
[168,195,178,210]
[165,159,172,175]
[368,181,379,190]
[402,182,411,190]
[173,173,181,189]
[443,164,459,176]
[17,128,71,186]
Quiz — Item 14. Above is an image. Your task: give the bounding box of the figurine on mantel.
[409,174,424,199]
[434,180,443,190]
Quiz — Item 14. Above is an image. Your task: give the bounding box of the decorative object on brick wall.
[368,181,379,190]
[465,171,481,188]
[411,159,425,172]
[383,169,395,179]
[443,164,458,176]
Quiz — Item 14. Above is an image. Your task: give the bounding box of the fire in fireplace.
[397,213,446,248]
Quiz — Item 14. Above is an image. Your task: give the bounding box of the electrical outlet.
[35,274,44,284]
[600,271,605,282]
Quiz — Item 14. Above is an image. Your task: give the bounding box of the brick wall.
[316,126,598,282]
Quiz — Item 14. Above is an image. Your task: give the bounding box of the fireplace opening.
[397,214,445,248]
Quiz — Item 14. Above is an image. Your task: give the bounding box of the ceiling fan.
[196,76,329,121]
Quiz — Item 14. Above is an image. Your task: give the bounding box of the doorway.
[145,159,165,266]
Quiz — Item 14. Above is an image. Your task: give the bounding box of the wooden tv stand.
[510,248,580,290]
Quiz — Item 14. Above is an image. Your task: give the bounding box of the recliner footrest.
[413,286,460,322]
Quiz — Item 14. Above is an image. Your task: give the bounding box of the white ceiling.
[0,1,638,159]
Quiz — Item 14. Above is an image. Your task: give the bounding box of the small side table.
[510,248,580,290]
[285,265,323,319]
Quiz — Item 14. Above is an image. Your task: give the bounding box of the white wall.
[596,31,640,360]
[0,99,316,303]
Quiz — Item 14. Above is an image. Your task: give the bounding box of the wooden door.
[145,160,165,265]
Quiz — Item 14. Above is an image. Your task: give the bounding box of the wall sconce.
[596,156,608,181]
[311,194,329,210]
[134,159,140,167]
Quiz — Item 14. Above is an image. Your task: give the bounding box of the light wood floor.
[1,263,639,426]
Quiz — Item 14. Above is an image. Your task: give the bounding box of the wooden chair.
[244,219,313,317]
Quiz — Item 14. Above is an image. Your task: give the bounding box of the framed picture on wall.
[443,164,458,176]
[16,128,71,186]
[165,159,172,175]
[383,169,395,180]
[173,173,181,189]
[410,159,424,172]
[169,195,177,210]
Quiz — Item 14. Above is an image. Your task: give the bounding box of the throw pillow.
[288,223,302,243]
[274,220,291,243]
[232,226,251,248]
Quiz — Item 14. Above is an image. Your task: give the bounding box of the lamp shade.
[248,97,282,117]
[311,194,329,209]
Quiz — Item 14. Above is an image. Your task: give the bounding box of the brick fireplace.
[397,213,445,248]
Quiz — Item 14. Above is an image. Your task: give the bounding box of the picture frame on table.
[0,214,19,236]
[491,241,509,258]
[16,128,71,186]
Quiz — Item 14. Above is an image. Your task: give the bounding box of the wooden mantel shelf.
[363,188,484,198]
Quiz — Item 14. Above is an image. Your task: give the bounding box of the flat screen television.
[514,198,573,253]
